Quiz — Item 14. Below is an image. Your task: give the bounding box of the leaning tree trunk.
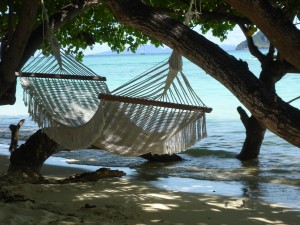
[8,129,61,183]
[0,0,38,103]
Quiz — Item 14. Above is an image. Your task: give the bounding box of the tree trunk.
[237,107,266,160]
[236,51,286,160]
[103,0,300,149]
[0,0,38,105]
[8,130,61,183]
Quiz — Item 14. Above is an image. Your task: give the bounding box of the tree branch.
[237,106,249,128]
[238,24,265,62]
[225,0,300,70]
[277,59,300,74]
[266,43,275,59]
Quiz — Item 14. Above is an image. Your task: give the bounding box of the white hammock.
[19,51,212,156]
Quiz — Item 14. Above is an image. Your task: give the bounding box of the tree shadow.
[1,176,299,225]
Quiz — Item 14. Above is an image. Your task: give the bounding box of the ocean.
[0,50,300,210]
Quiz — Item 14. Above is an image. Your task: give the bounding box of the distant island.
[91,45,172,56]
[91,43,236,56]
[87,32,271,56]
[236,31,270,50]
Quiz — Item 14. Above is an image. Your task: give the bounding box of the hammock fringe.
[22,81,105,149]
[19,50,211,155]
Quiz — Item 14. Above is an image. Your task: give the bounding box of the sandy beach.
[0,154,299,225]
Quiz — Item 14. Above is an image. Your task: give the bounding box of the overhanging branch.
[238,23,265,62]
[103,0,300,148]
[225,0,300,70]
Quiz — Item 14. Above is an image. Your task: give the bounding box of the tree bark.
[0,79,17,105]
[236,37,285,160]
[225,0,300,70]
[0,0,38,105]
[237,107,266,160]
[8,130,61,183]
[103,0,300,149]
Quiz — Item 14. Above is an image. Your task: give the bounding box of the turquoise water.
[83,51,300,120]
[0,50,300,209]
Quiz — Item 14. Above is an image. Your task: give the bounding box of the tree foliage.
[56,3,161,60]
[0,0,299,59]
[0,0,160,61]
[0,0,252,60]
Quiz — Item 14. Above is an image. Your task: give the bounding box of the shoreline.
[2,148,300,209]
[1,154,300,224]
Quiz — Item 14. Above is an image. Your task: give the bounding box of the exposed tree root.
[57,168,126,184]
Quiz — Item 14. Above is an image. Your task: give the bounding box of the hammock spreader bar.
[99,93,213,113]
[15,72,107,81]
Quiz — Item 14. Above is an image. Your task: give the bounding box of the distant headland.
[236,31,270,50]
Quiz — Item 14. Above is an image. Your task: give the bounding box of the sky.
[199,26,245,46]
[83,26,245,55]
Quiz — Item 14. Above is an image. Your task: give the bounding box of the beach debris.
[58,168,126,183]
[0,187,35,203]
[82,203,96,209]
[140,153,183,162]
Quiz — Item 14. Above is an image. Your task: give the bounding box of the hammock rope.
[19,50,212,155]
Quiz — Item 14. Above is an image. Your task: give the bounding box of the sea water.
[0,50,300,209]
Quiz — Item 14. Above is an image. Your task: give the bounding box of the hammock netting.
[20,51,211,156]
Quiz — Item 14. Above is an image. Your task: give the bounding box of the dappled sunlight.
[248,217,286,224]
[75,191,110,201]
[68,102,96,123]
[206,198,253,210]
[144,193,181,200]
[210,208,222,212]
[141,203,179,212]
[2,176,299,225]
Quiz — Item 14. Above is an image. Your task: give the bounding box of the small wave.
[183,148,236,158]
[55,149,146,168]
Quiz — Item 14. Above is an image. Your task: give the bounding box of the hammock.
[18,50,212,156]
